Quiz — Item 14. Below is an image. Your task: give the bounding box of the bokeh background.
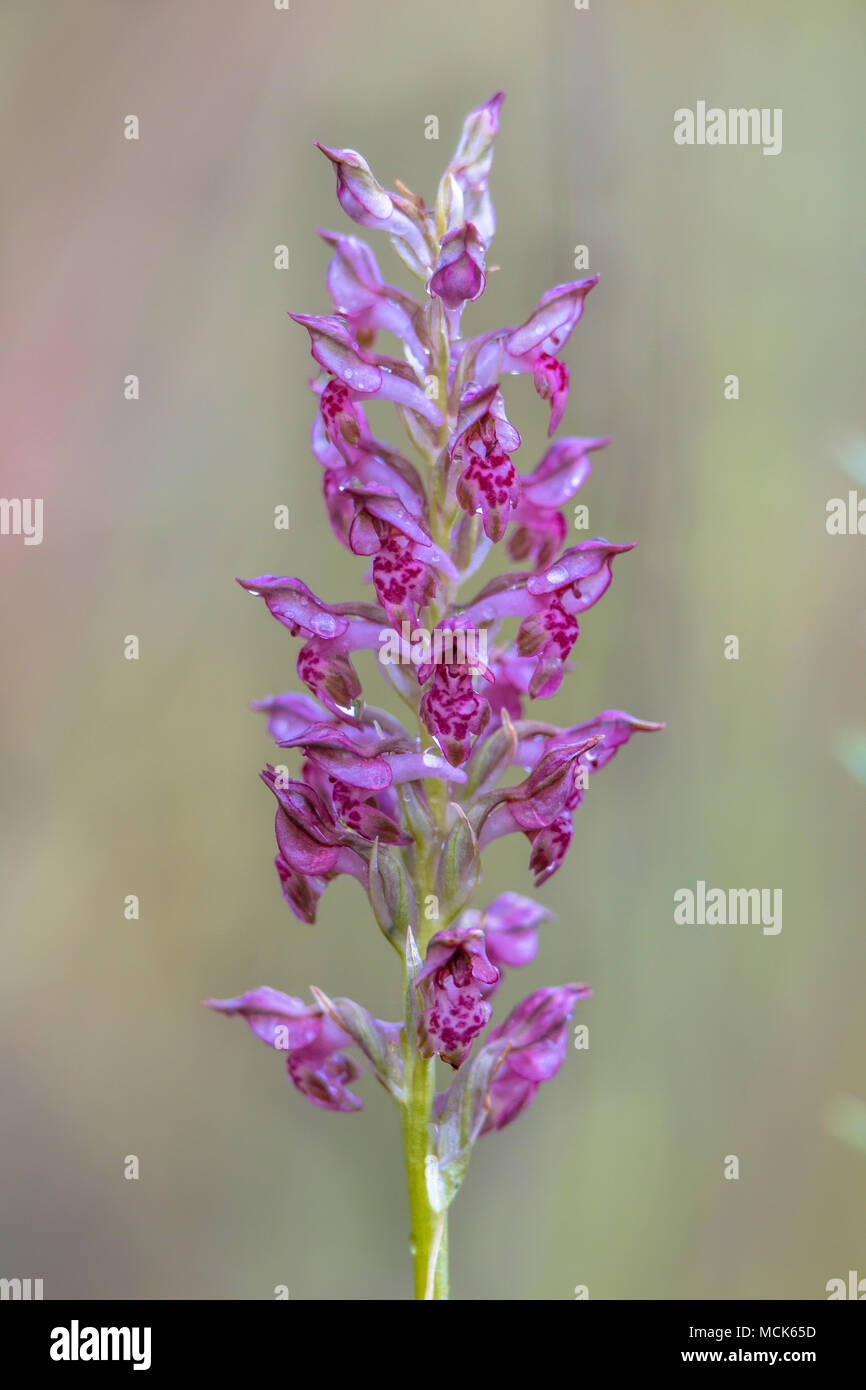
[1,0,864,1300]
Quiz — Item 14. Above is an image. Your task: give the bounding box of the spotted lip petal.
[527,813,573,886]
[516,598,580,698]
[416,923,500,1068]
[296,642,364,721]
[318,379,368,460]
[456,436,520,543]
[451,387,521,541]
[417,620,495,768]
[420,665,492,768]
[372,532,437,628]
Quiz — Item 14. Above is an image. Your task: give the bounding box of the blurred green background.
[1,0,864,1300]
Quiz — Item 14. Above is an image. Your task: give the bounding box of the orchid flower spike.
[209,92,663,1303]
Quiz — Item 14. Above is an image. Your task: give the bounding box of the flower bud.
[429,223,486,310]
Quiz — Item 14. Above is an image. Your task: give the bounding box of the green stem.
[401,1046,449,1299]
[396,253,459,1302]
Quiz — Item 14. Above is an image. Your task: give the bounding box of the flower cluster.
[208,94,662,1293]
